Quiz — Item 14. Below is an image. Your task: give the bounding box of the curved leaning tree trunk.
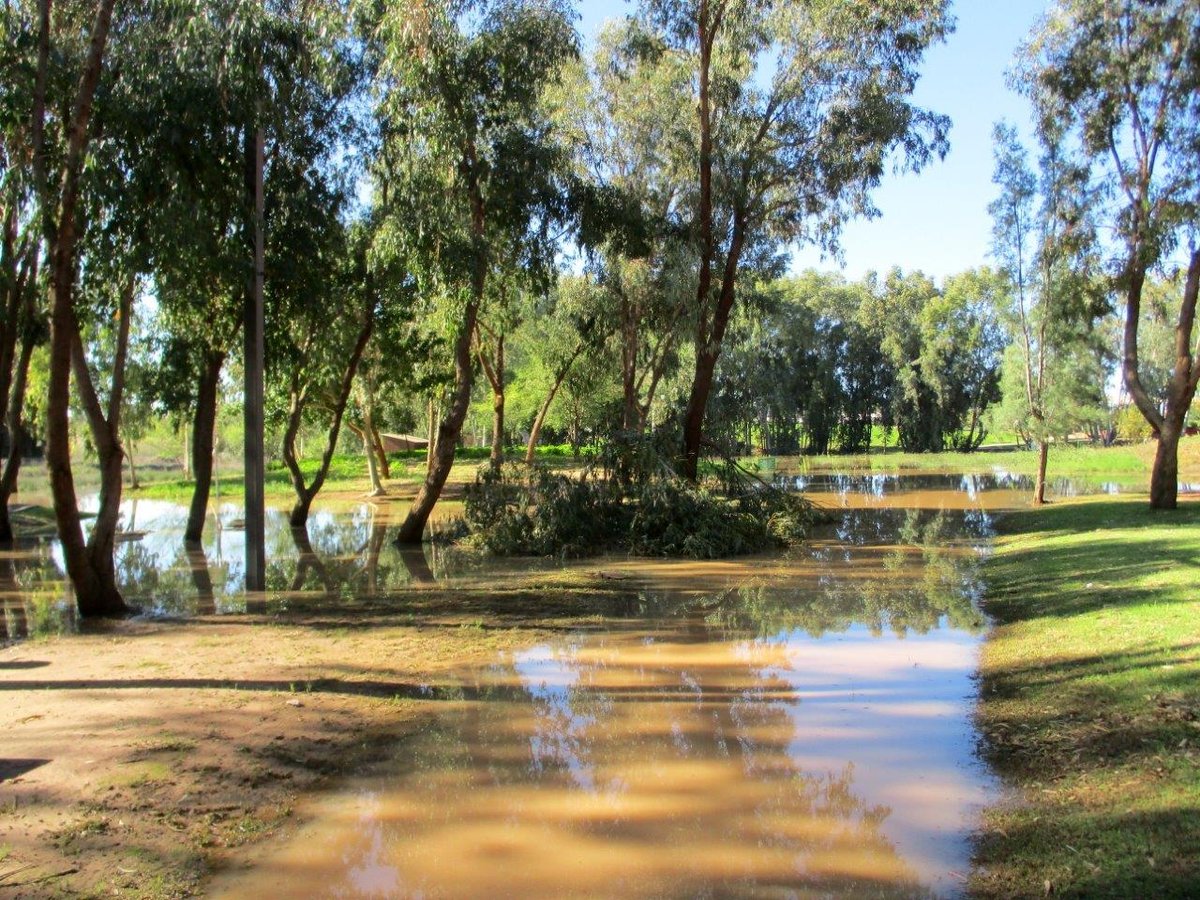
[525,337,587,464]
[396,166,487,546]
[396,298,480,544]
[38,0,127,617]
[370,420,390,480]
[1123,249,1200,511]
[347,417,386,497]
[185,349,226,544]
[281,307,375,529]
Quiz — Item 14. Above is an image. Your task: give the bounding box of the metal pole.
[244,123,266,594]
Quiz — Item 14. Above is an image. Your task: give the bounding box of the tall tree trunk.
[370,420,390,479]
[185,350,225,544]
[0,324,36,543]
[1122,249,1200,510]
[1034,440,1049,506]
[0,205,28,541]
[396,161,485,545]
[243,118,267,593]
[1150,421,1181,511]
[425,397,439,478]
[477,328,505,473]
[621,296,639,433]
[39,0,123,617]
[125,437,139,489]
[491,386,504,472]
[359,422,386,496]
[397,303,479,544]
[71,271,134,612]
[1149,249,1200,510]
[681,220,746,481]
[682,2,716,483]
[182,421,191,480]
[681,348,717,481]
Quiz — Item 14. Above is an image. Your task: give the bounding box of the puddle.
[0,468,1184,892]
[0,469,1157,639]
[215,622,990,898]
[205,478,1010,898]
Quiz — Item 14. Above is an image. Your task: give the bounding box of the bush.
[1115,404,1154,442]
[461,454,818,560]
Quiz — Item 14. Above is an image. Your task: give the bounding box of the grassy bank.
[972,497,1200,898]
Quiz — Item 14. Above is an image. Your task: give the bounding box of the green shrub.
[1115,404,1153,442]
[461,451,818,560]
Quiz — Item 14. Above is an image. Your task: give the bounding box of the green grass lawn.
[128,454,431,502]
[972,497,1200,898]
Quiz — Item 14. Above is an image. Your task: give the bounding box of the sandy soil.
[0,606,553,898]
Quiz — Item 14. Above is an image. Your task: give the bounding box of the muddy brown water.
[0,471,1138,896]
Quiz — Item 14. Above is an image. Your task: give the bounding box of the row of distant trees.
[1,0,1197,618]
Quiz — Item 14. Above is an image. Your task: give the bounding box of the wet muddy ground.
[0,470,1141,896]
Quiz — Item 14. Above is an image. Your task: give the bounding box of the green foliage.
[462,463,623,557]
[461,443,818,559]
[1115,404,1154,442]
[709,268,1006,456]
[987,120,1109,449]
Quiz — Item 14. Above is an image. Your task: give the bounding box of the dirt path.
[0,611,546,897]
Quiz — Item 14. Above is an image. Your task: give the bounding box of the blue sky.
[574,0,1051,283]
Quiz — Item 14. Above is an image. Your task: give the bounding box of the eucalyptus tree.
[31,0,125,616]
[919,269,1007,452]
[553,19,694,438]
[271,212,387,528]
[374,0,578,544]
[862,269,944,452]
[136,0,361,541]
[989,122,1105,503]
[133,0,258,545]
[635,0,953,479]
[1022,0,1200,509]
[0,0,45,542]
[517,273,603,462]
[473,249,540,473]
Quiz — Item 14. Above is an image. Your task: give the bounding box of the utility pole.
[244,122,266,594]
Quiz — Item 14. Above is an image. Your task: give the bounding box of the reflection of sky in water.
[215,488,1003,898]
[760,624,994,892]
[514,644,600,793]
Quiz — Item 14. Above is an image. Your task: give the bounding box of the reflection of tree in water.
[113,539,232,616]
[698,509,987,638]
[341,637,929,898]
[259,509,438,607]
[1,552,75,639]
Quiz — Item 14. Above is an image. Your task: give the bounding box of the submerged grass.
[789,442,1154,476]
[972,496,1200,898]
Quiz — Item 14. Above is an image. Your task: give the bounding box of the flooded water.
[195,471,1048,899]
[0,469,1143,895]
